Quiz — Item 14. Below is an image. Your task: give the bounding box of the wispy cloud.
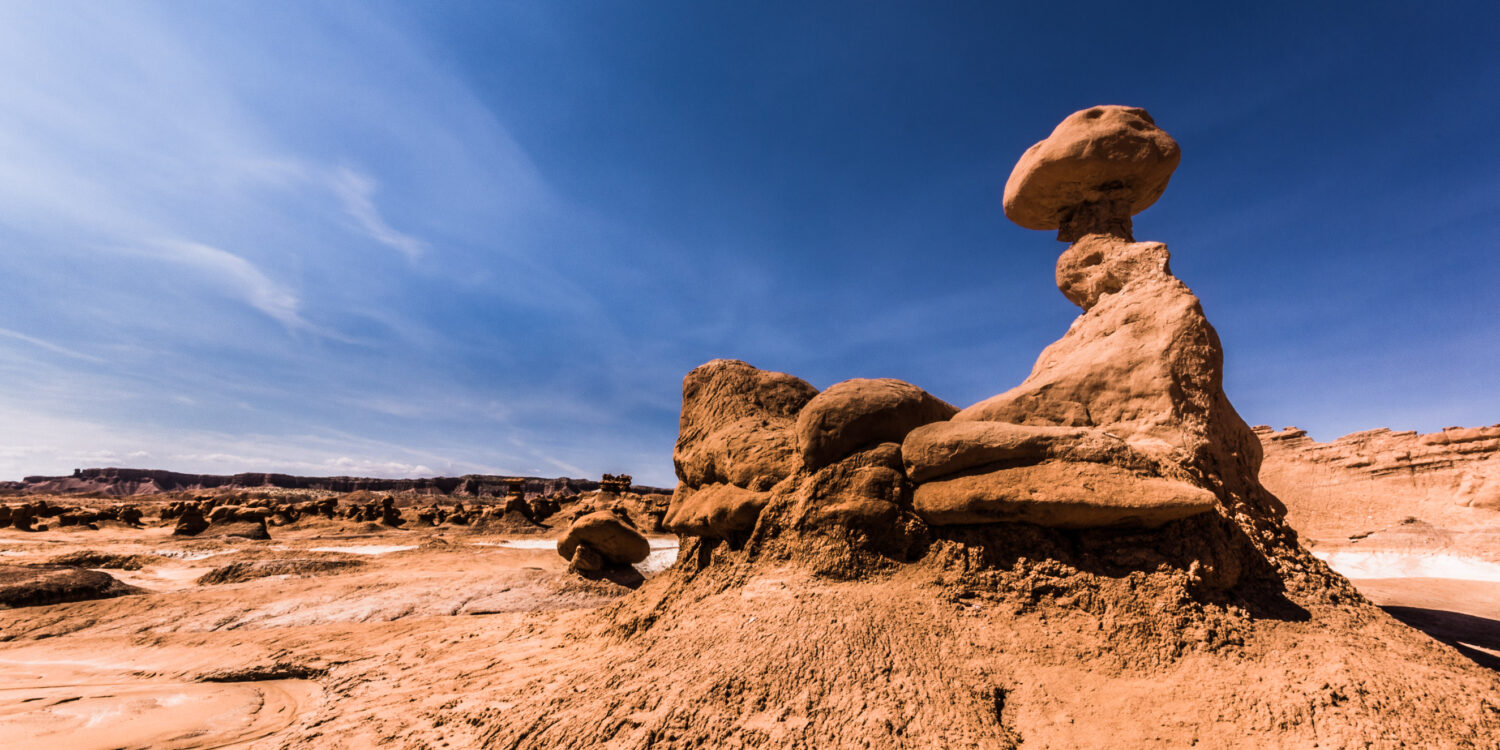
[144,240,309,331]
[0,4,678,486]
[0,327,107,364]
[330,167,428,261]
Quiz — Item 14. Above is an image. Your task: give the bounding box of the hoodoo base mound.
[470,534,1500,749]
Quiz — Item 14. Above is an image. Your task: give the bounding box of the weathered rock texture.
[664,359,818,537]
[1004,105,1180,241]
[0,565,138,609]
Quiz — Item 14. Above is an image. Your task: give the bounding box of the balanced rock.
[897,107,1283,533]
[483,107,1500,748]
[1004,105,1180,241]
[557,511,650,569]
[796,378,956,472]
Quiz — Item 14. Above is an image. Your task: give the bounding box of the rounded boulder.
[1004,105,1179,234]
[557,511,651,566]
[796,378,957,471]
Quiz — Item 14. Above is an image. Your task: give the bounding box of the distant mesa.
[2,467,670,498]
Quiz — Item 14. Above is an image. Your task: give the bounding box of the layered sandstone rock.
[1256,424,1500,539]
[664,359,819,537]
[672,358,817,491]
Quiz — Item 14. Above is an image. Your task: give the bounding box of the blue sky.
[1,2,1497,486]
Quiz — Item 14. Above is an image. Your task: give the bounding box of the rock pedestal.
[663,105,1296,586]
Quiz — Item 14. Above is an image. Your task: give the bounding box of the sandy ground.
[0,516,1495,748]
[1350,577,1500,671]
[0,520,676,749]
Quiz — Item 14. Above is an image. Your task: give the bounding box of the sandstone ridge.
[1256,424,1500,540]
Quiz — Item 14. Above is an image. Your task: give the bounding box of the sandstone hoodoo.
[557,510,651,574]
[480,106,1500,748]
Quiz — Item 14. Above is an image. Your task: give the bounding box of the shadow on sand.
[1381,605,1500,672]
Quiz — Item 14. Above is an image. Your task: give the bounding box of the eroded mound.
[0,565,139,609]
[196,558,366,585]
[46,550,164,570]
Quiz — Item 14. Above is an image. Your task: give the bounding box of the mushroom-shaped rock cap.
[557,511,651,566]
[1004,106,1179,237]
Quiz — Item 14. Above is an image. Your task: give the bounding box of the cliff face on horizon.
[0,467,671,499]
[1255,424,1500,540]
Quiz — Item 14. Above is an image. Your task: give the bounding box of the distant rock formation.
[2,468,670,498]
[1256,424,1500,537]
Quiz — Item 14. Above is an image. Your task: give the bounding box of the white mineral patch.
[472,539,555,549]
[638,547,680,575]
[1315,550,1500,582]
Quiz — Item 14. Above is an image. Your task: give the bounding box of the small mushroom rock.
[796,378,956,472]
[1004,105,1180,241]
[557,511,650,568]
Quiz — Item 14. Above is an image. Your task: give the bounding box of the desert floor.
[0,518,1494,749]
